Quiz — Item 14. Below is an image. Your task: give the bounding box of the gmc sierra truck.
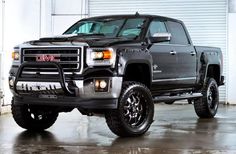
[9,14,224,137]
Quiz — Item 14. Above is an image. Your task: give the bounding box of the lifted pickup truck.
[9,14,224,137]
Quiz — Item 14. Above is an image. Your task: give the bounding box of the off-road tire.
[11,101,58,131]
[105,81,154,137]
[194,78,219,118]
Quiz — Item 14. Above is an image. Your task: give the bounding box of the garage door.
[89,0,227,102]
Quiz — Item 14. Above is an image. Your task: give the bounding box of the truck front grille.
[22,47,83,74]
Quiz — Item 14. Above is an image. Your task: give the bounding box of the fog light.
[94,79,109,92]
[99,80,107,89]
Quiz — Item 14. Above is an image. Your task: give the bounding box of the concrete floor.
[0,103,236,154]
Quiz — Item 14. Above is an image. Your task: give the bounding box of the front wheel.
[194,78,219,118]
[11,102,58,131]
[105,82,154,137]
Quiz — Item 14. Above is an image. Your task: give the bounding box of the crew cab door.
[147,20,179,88]
[166,21,197,86]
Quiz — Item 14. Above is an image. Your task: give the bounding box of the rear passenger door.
[166,21,197,87]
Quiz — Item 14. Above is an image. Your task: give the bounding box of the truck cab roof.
[81,14,183,23]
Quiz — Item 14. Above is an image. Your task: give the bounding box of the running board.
[153,93,203,103]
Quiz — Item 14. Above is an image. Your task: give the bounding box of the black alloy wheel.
[105,82,154,137]
[194,78,219,118]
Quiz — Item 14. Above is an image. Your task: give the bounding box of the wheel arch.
[122,61,152,88]
[205,64,221,85]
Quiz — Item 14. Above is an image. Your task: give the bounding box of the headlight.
[86,48,116,67]
[12,51,20,61]
[91,50,112,60]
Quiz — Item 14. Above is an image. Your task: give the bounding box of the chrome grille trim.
[16,81,65,95]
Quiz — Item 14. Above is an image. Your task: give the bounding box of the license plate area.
[39,94,57,99]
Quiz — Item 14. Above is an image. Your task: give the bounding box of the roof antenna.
[135,12,139,16]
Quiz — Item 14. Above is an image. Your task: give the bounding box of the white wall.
[1,0,41,104]
[0,1,4,96]
[227,0,236,104]
[227,14,236,104]
[0,0,5,106]
[51,0,88,35]
[41,0,88,36]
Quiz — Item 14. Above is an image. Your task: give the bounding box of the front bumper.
[9,62,122,109]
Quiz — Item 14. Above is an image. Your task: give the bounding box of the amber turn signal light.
[12,51,20,60]
[102,50,112,59]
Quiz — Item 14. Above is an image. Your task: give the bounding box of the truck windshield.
[64,18,146,39]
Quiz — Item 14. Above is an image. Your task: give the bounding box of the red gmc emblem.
[36,54,60,62]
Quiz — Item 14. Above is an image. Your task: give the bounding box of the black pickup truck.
[9,14,224,137]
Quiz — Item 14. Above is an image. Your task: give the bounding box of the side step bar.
[153,93,203,103]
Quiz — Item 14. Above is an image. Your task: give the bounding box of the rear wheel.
[194,78,219,118]
[105,82,154,137]
[11,101,58,131]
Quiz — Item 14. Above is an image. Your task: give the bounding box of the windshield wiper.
[76,33,105,37]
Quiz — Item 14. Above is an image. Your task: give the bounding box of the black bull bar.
[13,62,76,96]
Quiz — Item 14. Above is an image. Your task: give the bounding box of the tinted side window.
[167,21,189,45]
[147,20,167,36]
[118,18,145,38]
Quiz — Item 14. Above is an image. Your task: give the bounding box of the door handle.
[190,51,196,56]
[170,50,177,55]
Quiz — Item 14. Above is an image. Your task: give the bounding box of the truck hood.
[28,34,136,47]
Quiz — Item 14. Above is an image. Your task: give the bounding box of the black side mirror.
[149,33,171,43]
